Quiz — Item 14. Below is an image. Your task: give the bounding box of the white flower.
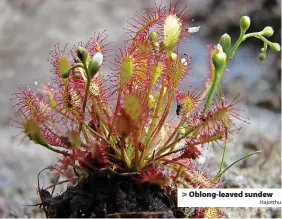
[92,52,103,66]
[88,52,104,78]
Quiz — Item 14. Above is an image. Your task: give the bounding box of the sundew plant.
[11,3,280,218]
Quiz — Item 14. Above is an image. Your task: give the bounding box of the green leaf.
[59,56,69,78]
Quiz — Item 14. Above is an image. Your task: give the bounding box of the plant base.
[43,170,186,218]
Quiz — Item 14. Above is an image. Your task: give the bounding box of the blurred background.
[0,0,280,217]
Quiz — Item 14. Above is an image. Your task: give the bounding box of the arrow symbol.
[182,192,187,197]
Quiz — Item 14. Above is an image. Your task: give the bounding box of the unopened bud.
[258,53,266,61]
[149,31,158,41]
[240,16,251,32]
[269,42,281,53]
[219,33,231,53]
[261,26,274,37]
[77,46,89,63]
[212,44,227,68]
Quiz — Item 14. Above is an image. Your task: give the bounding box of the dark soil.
[43,170,186,218]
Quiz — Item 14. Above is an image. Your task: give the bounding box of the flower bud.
[88,52,103,79]
[240,16,251,32]
[212,44,227,68]
[219,33,231,53]
[149,31,158,41]
[269,42,281,53]
[261,26,274,37]
[77,46,89,63]
[258,53,266,61]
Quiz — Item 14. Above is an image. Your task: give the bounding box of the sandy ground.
[0,0,280,218]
